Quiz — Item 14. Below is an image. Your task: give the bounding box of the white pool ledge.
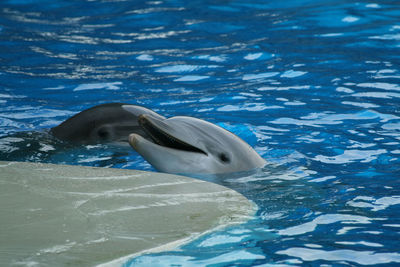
[0,161,256,266]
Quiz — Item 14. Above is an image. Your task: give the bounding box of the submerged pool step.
[0,161,256,267]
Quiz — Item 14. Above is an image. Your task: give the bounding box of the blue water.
[1,0,400,266]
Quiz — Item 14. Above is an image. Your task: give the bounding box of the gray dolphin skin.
[50,103,165,143]
[129,114,266,175]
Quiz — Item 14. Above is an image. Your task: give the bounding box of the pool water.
[1,0,400,266]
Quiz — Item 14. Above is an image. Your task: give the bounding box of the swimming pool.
[1,0,399,265]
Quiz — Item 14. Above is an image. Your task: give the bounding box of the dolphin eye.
[218,153,230,163]
[97,128,110,139]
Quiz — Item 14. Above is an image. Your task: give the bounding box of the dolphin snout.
[129,133,138,148]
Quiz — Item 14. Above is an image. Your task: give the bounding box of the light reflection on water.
[1,0,400,266]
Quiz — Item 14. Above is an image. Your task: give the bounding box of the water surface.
[1,0,399,266]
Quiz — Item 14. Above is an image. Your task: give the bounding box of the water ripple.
[278,213,374,236]
[276,247,400,265]
[313,149,387,164]
[271,110,398,127]
[347,196,400,212]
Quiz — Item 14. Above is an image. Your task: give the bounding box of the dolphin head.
[129,114,266,175]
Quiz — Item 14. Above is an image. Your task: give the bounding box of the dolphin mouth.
[138,115,207,155]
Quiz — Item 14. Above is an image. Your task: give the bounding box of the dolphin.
[129,114,266,175]
[50,103,165,143]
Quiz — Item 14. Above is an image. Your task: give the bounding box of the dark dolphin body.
[0,103,164,163]
[50,103,165,143]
